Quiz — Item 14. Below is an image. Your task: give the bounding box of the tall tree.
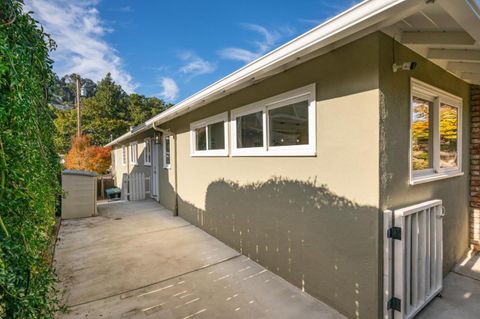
[49,74,96,109]
[88,73,128,120]
[52,107,77,153]
[82,97,130,146]
[81,73,130,146]
[128,94,169,126]
[52,73,170,153]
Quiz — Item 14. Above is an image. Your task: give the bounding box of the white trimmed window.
[410,78,463,184]
[130,142,138,165]
[163,135,171,169]
[231,84,316,156]
[190,112,228,156]
[122,145,127,165]
[144,138,152,166]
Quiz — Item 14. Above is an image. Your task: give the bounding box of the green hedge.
[0,1,62,318]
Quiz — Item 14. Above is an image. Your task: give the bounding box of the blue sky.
[25,0,359,102]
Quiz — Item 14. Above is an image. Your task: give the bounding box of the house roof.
[107,0,480,147]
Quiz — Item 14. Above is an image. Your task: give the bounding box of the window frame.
[163,135,171,169]
[190,112,229,157]
[129,142,138,165]
[231,83,316,157]
[122,145,127,166]
[144,138,152,166]
[409,78,463,185]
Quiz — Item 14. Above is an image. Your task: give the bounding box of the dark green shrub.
[0,1,62,317]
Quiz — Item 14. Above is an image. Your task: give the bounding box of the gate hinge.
[387,227,402,240]
[387,297,401,312]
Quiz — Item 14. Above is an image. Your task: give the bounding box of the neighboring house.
[106,1,480,318]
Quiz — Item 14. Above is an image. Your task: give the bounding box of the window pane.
[148,142,151,162]
[145,141,150,163]
[269,100,309,146]
[208,121,225,150]
[165,138,170,165]
[440,104,458,168]
[412,97,433,171]
[237,111,263,148]
[195,127,207,151]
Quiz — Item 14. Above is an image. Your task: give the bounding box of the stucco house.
[106,0,480,318]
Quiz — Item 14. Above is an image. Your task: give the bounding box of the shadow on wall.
[178,177,380,318]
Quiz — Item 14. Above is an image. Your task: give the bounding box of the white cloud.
[178,51,216,77]
[242,23,278,53]
[24,0,138,93]
[218,48,260,64]
[117,6,133,13]
[158,77,179,101]
[299,18,323,25]
[218,23,293,64]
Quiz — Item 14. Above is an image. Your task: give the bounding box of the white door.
[151,141,159,200]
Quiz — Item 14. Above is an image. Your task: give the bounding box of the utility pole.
[75,75,81,137]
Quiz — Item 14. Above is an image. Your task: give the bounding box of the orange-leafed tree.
[64,135,112,174]
[84,145,112,174]
[64,135,90,170]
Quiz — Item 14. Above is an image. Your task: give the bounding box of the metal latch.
[388,297,401,312]
[387,227,402,240]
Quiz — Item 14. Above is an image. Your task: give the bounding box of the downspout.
[173,133,179,217]
[152,122,179,216]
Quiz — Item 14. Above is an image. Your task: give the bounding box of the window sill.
[163,165,171,170]
[231,150,316,157]
[144,163,151,167]
[410,171,464,185]
[191,151,228,157]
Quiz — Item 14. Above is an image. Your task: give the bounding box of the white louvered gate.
[123,173,151,201]
[384,200,444,319]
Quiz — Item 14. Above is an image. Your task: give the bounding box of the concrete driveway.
[55,200,345,319]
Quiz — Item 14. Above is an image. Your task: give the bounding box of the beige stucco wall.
[378,33,471,274]
[173,89,380,209]
[158,33,382,319]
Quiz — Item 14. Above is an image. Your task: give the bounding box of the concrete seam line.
[452,270,480,283]
[67,253,243,308]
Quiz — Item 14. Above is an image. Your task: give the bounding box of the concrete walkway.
[417,252,480,319]
[55,200,345,319]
